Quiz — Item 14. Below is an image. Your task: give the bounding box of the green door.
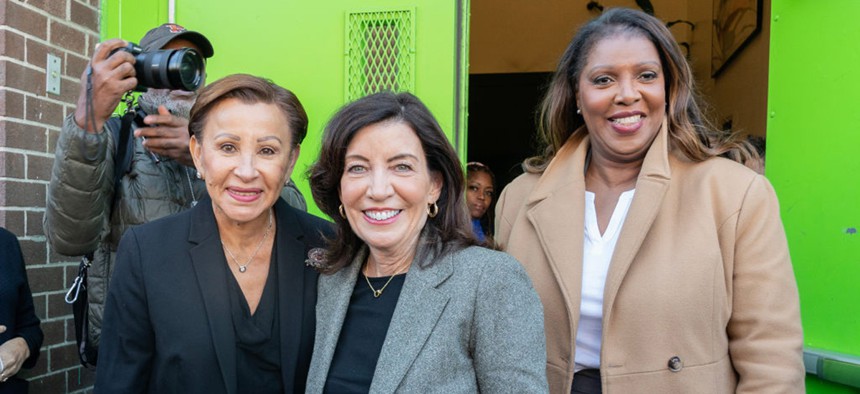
[102,0,470,217]
[768,0,860,392]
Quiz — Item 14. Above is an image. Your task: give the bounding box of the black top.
[323,273,406,394]
[0,227,43,394]
[227,250,282,394]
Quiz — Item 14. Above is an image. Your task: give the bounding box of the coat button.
[668,356,683,372]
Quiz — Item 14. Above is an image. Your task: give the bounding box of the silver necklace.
[222,209,273,273]
[184,167,198,207]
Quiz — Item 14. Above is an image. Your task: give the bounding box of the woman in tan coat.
[495,8,804,394]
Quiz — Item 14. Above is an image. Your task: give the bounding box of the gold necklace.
[364,263,408,298]
[222,210,273,273]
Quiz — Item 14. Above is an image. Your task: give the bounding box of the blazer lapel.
[370,246,452,393]
[307,250,364,393]
[275,200,313,389]
[525,131,590,330]
[602,122,672,326]
[187,197,237,394]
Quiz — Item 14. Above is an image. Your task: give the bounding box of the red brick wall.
[1,0,100,392]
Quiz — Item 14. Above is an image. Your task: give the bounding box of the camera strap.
[114,93,138,193]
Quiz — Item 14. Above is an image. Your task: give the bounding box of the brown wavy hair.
[188,73,308,147]
[308,92,476,274]
[525,7,757,173]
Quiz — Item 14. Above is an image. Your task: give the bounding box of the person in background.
[465,161,495,246]
[0,227,44,393]
[43,23,214,359]
[95,74,331,393]
[305,92,547,393]
[495,8,803,393]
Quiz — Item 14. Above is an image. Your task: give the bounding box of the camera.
[111,42,205,92]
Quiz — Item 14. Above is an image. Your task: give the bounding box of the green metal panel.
[102,0,467,218]
[344,8,416,101]
[100,0,168,43]
[769,0,860,392]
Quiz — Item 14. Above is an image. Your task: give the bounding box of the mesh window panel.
[345,9,415,101]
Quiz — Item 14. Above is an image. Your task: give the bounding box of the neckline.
[584,189,635,241]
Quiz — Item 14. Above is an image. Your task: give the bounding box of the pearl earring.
[576,108,582,115]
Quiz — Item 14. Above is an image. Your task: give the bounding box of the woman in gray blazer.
[306,92,547,393]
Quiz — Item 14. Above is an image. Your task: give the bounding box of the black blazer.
[95,197,332,394]
[0,227,43,394]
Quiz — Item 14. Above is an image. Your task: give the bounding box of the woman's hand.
[0,329,31,383]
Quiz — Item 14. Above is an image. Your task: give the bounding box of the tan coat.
[496,124,804,393]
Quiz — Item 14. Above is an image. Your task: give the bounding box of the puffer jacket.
[44,112,206,347]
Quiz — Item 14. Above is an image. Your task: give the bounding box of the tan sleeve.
[726,175,805,393]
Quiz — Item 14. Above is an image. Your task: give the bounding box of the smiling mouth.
[365,210,401,221]
[611,114,642,125]
[230,189,261,196]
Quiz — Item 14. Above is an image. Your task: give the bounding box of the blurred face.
[339,121,442,257]
[190,98,299,226]
[466,171,493,219]
[576,33,666,165]
[138,38,205,118]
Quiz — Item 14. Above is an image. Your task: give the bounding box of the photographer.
[43,23,214,364]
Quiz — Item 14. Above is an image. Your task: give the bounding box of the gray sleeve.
[472,250,549,393]
[280,179,308,212]
[43,114,117,256]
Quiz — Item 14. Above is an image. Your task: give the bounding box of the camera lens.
[133,48,205,91]
[169,48,204,91]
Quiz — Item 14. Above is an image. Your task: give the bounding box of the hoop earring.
[338,204,346,219]
[427,202,439,218]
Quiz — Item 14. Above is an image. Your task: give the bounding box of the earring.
[196,171,203,180]
[338,204,347,219]
[576,107,582,115]
[427,202,439,218]
[284,179,289,187]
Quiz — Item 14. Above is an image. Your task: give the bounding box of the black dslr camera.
[112,42,205,92]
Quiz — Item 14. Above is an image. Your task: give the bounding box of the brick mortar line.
[1,86,83,108]
[0,147,57,159]
[8,234,47,242]
[0,206,47,212]
[0,25,97,59]
[25,364,93,380]
[4,2,101,35]
[0,115,63,131]
[0,179,51,187]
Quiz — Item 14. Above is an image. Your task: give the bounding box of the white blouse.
[574,189,635,372]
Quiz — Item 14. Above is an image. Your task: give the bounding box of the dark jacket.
[44,113,206,348]
[94,197,331,394]
[0,228,44,394]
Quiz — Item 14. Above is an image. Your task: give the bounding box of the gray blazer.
[306,245,548,393]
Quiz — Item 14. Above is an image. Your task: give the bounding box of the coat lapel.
[602,122,672,325]
[187,196,237,394]
[370,246,452,393]
[525,131,589,332]
[274,199,313,390]
[307,250,364,392]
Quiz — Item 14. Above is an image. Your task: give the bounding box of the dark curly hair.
[308,92,475,274]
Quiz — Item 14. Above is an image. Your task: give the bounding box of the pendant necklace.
[184,167,198,207]
[364,262,408,298]
[222,209,273,273]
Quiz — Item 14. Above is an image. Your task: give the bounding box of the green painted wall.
[768,1,860,392]
[102,0,467,217]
